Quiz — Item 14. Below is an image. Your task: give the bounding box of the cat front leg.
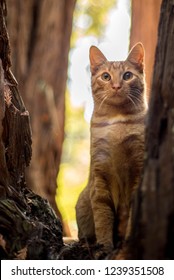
[76,186,95,242]
[90,180,115,253]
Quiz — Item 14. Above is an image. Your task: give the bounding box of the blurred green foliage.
[71,0,116,45]
[56,92,90,236]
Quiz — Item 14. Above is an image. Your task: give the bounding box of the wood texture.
[0,0,63,260]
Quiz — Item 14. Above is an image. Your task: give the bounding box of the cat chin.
[105,97,129,107]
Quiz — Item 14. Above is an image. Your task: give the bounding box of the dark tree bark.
[0,0,31,199]
[0,0,63,260]
[6,0,76,226]
[128,0,174,260]
[130,0,162,98]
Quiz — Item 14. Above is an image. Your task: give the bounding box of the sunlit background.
[56,0,131,237]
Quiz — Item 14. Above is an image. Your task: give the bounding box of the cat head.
[89,43,147,113]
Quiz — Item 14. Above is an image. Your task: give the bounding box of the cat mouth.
[112,90,123,97]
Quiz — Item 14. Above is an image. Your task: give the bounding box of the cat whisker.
[129,89,143,105]
[128,91,143,108]
[130,88,142,97]
[129,93,142,105]
[129,99,142,110]
[127,94,137,109]
[94,94,106,105]
[94,90,112,110]
[98,94,109,111]
[95,89,111,96]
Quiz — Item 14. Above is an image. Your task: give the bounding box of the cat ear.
[89,46,107,74]
[126,43,144,71]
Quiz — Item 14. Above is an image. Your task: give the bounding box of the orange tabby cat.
[76,43,148,253]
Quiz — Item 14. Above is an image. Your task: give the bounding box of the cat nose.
[112,83,121,90]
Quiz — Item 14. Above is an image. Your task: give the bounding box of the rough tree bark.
[130,0,162,98]
[128,0,174,260]
[0,0,63,260]
[6,0,76,223]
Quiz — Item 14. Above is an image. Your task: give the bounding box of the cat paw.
[94,243,114,259]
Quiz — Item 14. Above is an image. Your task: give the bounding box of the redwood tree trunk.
[0,1,63,259]
[6,0,76,220]
[130,0,162,98]
[130,0,174,260]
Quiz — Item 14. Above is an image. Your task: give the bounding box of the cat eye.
[123,71,133,81]
[101,72,111,81]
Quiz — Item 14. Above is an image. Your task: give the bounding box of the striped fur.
[76,43,148,254]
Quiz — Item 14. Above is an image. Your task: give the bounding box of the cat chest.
[90,124,144,211]
[91,125,144,181]
[91,124,137,157]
